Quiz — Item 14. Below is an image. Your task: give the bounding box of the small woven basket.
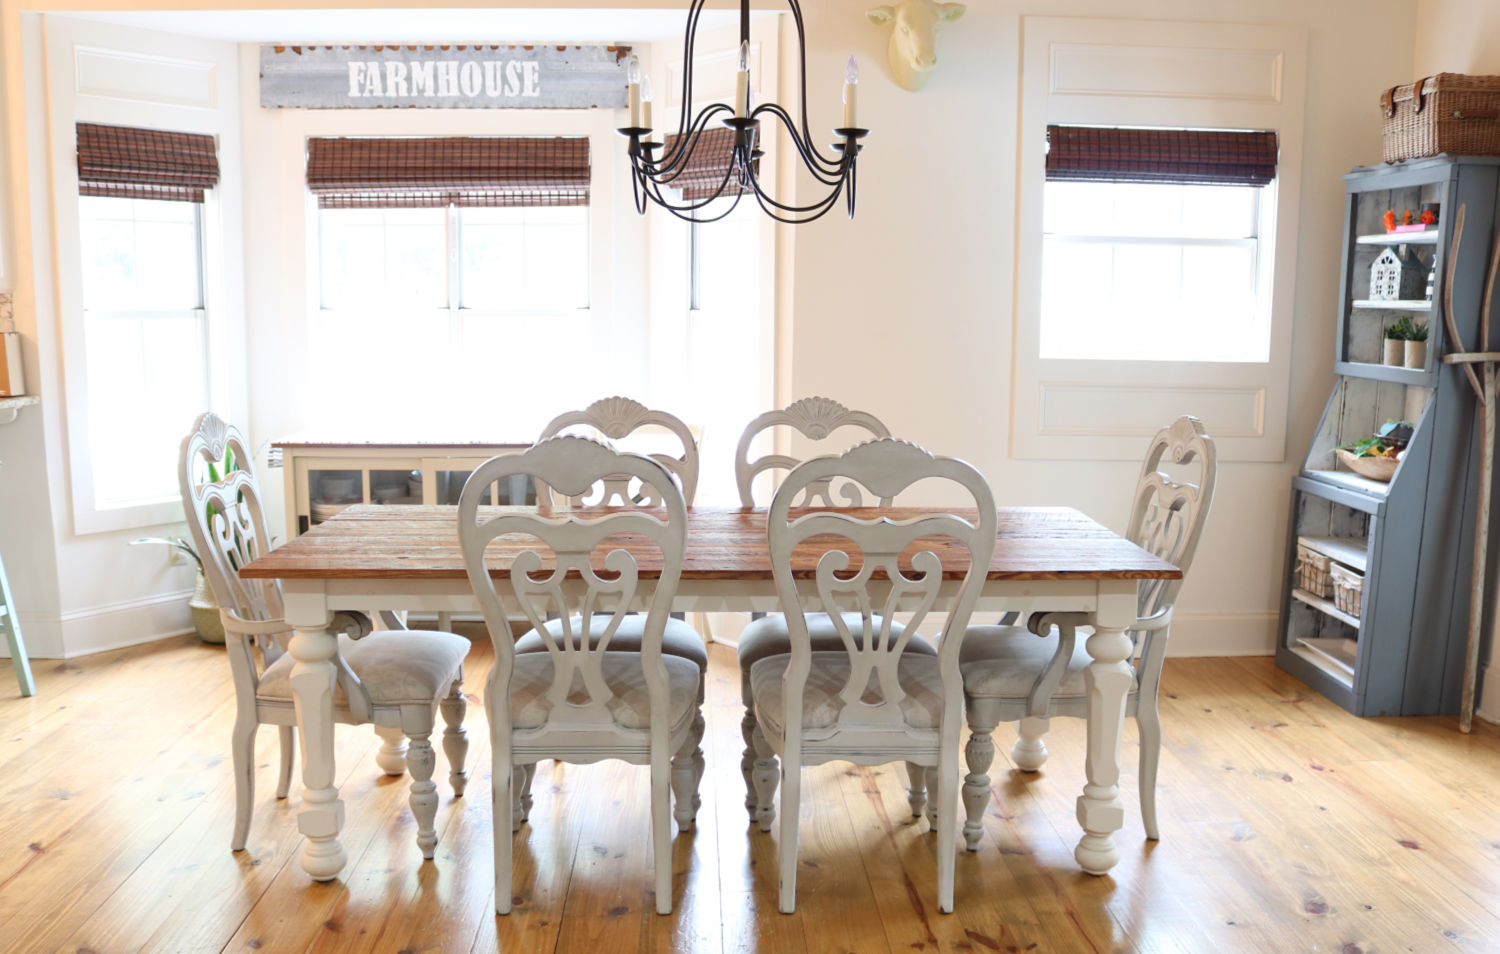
[1296,544,1334,598]
[1381,73,1500,163]
[1330,563,1365,618]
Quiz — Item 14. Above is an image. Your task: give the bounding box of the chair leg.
[1010,716,1051,772]
[924,766,939,830]
[407,732,439,859]
[903,761,928,819]
[690,704,706,816]
[0,552,35,697]
[441,680,469,797]
[520,764,535,824]
[751,724,779,833]
[275,725,295,800]
[652,747,674,915]
[777,750,802,914]
[962,720,998,852]
[936,751,958,914]
[496,761,515,914]
[230,716,257,852]
[672,731,697,832]
[374,725,409,776]
[740,678,759,820]
[1138,705,1162,840]
[506,765,532,832]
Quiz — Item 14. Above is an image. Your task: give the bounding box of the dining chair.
[1,546,35,697]
[513,397,707,823]
[458,436,702,916]
[179,412,471,857]
[957,415,1217,850]
[748,438,996,914]
[733,397,937,826]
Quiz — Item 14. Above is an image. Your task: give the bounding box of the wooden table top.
[242,505,1180,583]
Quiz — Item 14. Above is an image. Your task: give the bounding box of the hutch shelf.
[1276,156,1500,717]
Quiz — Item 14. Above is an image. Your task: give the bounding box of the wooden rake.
[1441,204,1500,732]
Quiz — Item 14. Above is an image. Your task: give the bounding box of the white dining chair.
[957,416,1217,849]
[179,412,471,857]
[733,397,937,826]
[458,436,702,916]
[748,438,996,914]
[510,397,707,825]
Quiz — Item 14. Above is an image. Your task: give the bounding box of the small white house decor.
[1369,246,1426,301]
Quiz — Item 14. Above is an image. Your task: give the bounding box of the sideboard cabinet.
[1275,156,1500,716]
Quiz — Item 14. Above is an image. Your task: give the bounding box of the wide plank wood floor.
[3,629,1499,954]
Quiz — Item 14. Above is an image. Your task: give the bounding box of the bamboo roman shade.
[660,127,755,201]
[77,123,220,202]
[1045,125,1279,187]
[305,136,590,208]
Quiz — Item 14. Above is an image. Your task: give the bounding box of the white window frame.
[46,18,243,534]
[1012,17,1307,461]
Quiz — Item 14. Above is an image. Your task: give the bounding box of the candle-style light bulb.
[627,54,642,128]
[842,54,859,128]
[736,40,751,117]
[640,74,654,132]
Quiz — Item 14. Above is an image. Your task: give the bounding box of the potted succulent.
[1404,319,1429,369]
[1383,316,1408,366]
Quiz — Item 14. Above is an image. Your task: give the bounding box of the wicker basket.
[1330,562,1365,618]
[1296,544,1334,598]
[1381,73,1500,163]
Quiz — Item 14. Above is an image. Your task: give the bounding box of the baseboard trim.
[56,588,195,658]
[1476,664,1500,726]
[1168,611,1278,657]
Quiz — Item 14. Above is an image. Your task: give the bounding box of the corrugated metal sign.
[260,44,630,109]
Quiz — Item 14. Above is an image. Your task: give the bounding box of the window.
[1012,17,1307,461]
[306,136,594,433]
[79,196,206,508]
[73,123,217,511]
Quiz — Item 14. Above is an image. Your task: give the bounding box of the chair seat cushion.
[737,612,929,671]
[508,652,700,733]
[515,615,707,671]
[959,625,1135,699]
[258,629,469,707]
[749,652,944,738]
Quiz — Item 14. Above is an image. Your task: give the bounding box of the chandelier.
[617,0,868,224]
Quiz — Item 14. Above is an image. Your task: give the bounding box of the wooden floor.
[3,631,1500,954]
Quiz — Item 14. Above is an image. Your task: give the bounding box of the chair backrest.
[458,436,687,736]
[767,439,996,737]
[178,412,284,675]
[537,397,698,507]
[734,396,891,508]
[1128,416,1217,672]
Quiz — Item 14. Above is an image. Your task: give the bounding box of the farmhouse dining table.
[239,503,1180,883]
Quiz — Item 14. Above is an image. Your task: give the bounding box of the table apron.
[280,578,1123,621]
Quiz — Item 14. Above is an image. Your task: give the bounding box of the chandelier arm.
[783,0,842,163]
[753,103,848,178]
[668,0,710,141]
[749,177,845,224]
[640,173,748,223]
[646,104,731,177]
[742,151,849,218]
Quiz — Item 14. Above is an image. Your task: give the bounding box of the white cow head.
[866,1,966,91]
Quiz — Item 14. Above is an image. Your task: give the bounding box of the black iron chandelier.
[617,0,868,224]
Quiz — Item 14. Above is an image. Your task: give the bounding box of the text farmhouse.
[346,58,541,99]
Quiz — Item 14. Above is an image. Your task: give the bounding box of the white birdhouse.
[1369,246,1426,301]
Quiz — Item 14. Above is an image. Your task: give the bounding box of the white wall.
[1412,0,1500,723]
[782,0,1415,655]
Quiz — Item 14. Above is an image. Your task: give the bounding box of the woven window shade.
[660,127,755,201]
[77,123,220,202]
[306,136,590,209]
[1046,125,1279,187]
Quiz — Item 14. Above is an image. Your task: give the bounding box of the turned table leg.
[1074,588,1136,876]
[285,591,347,882]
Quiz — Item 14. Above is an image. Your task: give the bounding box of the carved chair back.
[537,397,699,507]
[1127,416,1217,675]
[458,437,687,743]
[178,412,284,680]
[767,439,996,742]
[735,397,892,508]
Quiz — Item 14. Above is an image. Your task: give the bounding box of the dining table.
[239,503,1180,884]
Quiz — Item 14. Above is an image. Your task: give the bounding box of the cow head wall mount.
[866,1,965,92]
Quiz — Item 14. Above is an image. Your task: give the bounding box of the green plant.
[1406,320,1429,342]
[1339,419,1414,458]
[1387,315,1416,340]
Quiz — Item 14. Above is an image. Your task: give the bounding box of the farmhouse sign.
[260,45,631,109]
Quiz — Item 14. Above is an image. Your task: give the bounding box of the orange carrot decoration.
[1403,209,1415,226]
[1384,210,1398,232]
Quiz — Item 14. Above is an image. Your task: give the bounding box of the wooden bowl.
[1336,448,1399,482]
